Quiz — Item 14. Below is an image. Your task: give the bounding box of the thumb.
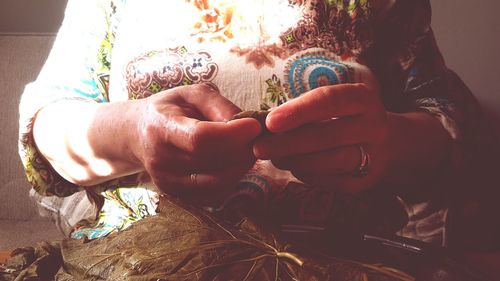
[182,83,242,122]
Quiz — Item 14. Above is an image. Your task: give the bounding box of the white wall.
[0,0,67,34]
[431,0,500,137]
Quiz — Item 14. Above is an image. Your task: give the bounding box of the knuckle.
[145,154,164,172]
[353,82,370,92]
[188,131,202,154]
[365,113,388,142]
[154,176,177,193]
[190,83,206,93]
[193,83,219,96]
[337,147,355,163]
[321,86,338,106]
[376,122,390,141]
[290,106,308,125]
[142,122,158,140]
[189,123,208,154]
[291,171,314,185]
[342,146,361,172]
[347,82,371,100]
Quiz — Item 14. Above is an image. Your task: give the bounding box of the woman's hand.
[132,83,261,197]
[34,83,261,201]
[253,82,452,194]
[253,83,391,194]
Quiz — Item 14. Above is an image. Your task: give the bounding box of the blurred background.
[0,0,499,249]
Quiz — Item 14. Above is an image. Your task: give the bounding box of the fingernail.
[267,111,284,133]
[253,143,269,160]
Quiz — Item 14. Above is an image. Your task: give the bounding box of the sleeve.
[18,0,115,197]
[368,0,500,249]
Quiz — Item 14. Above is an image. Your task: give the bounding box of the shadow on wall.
[0,0,68,34]
[431,0,500,138]
[0,36,57,220]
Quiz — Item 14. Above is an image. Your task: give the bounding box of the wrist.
[105,99,145,169]
[84,100,146,182]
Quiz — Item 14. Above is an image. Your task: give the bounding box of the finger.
[160,143,256,174]
[254,115,385,159]
[181,83,242,122]
[266,83,379,133]
[169,117,261,155]
[272,145,361,175]
[155,162,253,194]
[204,143,257,167]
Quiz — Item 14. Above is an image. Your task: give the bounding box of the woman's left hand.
[253,83,392,194]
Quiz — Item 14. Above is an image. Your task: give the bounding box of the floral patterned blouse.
[18,0,498,247]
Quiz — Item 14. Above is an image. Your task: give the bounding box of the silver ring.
[352,145,370,178]
[190,173,198,186]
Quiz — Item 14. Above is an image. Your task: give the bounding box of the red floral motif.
[126,47,218,99]
[228,0,373,68]
[190,0,236,43]
[230,44,289,69]
[280,0,374,58]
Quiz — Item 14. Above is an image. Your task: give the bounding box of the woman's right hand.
[131,83,261,197]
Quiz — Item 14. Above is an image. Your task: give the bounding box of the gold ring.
[352,145,370,178]
[190,173,198,186]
